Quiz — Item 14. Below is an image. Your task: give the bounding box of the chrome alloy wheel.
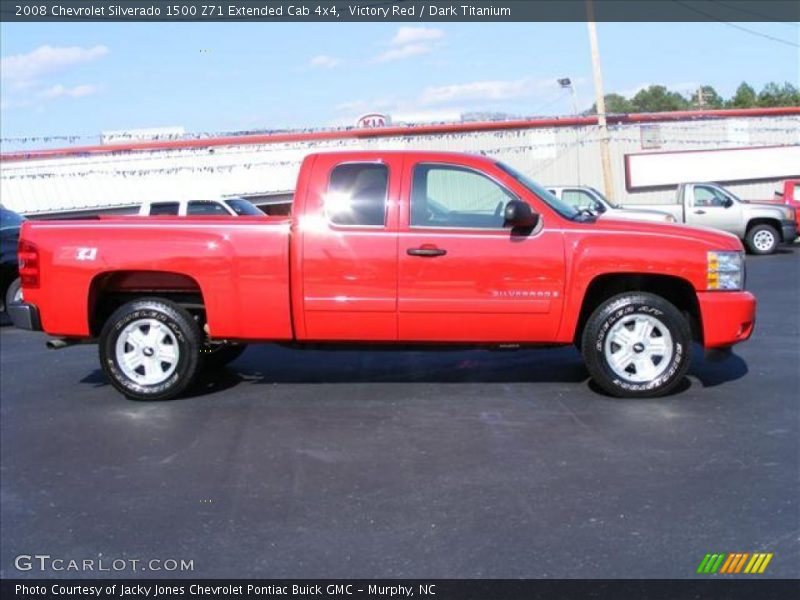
[753,229,776,252]
[603,314,674,383]
[114,318,179,385]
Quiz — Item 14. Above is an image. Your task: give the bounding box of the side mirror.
[592,201,607,214]
[503,200,539,228]
[723,197,734,208]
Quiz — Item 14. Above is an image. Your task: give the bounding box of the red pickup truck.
[10,151,756,400]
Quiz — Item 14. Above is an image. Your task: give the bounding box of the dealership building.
[1,107,798,217]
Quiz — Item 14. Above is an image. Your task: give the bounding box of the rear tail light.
[18,240,40,289]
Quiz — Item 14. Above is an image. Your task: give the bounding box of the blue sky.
[1,21,798,146]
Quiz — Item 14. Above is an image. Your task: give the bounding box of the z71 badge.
[75,247,97,261]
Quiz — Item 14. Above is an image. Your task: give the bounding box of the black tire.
[745,224,779,255]
[4,277,22,312]
[99,297,202,401]
[581,292,691,398]
[201,343,247,370]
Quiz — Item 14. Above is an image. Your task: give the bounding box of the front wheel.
[745,224,779,255]
[581,293,691,398]
[99,298,202,400]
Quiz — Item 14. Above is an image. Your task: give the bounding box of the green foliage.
[690,86,724,109]
[588,82,798,114]
[756,82,800,107]
[727,82,757,108]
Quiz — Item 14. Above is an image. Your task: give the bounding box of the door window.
[561,189,599,211]
[149,202,180,215]
[187,201,230,216]
[693,186,729,208]
[326,163,388,227]
[410,164,516,228]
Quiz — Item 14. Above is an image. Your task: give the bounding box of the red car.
[9,151,756,400]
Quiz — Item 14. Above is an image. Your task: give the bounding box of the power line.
[673,1,800,48]
[711,0,800,26]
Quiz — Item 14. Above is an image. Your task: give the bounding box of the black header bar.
[1,0,799,22]
[3,579,800,600]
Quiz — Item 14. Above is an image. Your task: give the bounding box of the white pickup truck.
[626,183,798,255]
[547,186,676,224]
[139,197,264,217]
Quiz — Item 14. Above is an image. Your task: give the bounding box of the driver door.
[397,161,565,342]
[686,185,741,231]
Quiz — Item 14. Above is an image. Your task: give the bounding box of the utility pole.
[558,77,582,185]
[586,1,615,201]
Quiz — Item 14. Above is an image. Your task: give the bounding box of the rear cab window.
[326,163,388,227]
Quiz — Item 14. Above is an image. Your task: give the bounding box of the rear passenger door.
[299,156,401,341]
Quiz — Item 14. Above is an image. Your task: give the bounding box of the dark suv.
[1,206,24,313]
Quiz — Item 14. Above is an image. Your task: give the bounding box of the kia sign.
[356,113,389,128]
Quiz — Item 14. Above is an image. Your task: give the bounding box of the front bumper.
[8,301,42,331]
[781,220,799,243]
[697,291,756,348]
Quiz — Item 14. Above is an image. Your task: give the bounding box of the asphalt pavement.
[1,249,798,579]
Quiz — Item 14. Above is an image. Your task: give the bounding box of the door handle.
[407,246,447,257]
[694,209,706,215]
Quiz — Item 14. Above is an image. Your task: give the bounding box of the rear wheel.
[581,292,691,398]
[3,277,22,312]
[745,224,779,255]
[99,298,202,400]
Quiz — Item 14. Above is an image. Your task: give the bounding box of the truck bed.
[20,216,295,340]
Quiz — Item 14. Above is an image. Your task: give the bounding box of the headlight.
[707,251,744,290]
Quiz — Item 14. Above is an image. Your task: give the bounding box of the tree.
[757,82,800,107]
[586,93,634,115]
[630,85,690,112]
[690,86,724,109]
[727,82,757,108]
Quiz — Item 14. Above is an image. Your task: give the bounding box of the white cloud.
[309,54,341,69]
[39,83,101,99]
[1,45,109,83]
[391,26,445,46]
[374,27,445,63]
[419,78,550,106]
[375,43,433,63]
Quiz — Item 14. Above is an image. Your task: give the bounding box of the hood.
[588,216,742,250]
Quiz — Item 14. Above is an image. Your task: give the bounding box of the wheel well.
[746,218,783,240]
[89,271,205,336]
[575,274,702,344]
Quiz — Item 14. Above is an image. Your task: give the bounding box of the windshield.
[588,186,619,209]
[224,198,264,216]
[0,208,25,230]
[494,162,582,220]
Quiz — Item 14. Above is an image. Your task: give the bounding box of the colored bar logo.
[697,552,773,574]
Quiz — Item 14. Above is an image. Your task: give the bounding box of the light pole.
[558,77,582,185]
[586,1,615,201]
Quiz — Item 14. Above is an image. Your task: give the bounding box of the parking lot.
[1,249,798,579]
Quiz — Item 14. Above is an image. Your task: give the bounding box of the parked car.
[547,186,677,224]
[139,197,265,216]
[9,151,756,400]
[1,206,24,313]
[626,183,797,255]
